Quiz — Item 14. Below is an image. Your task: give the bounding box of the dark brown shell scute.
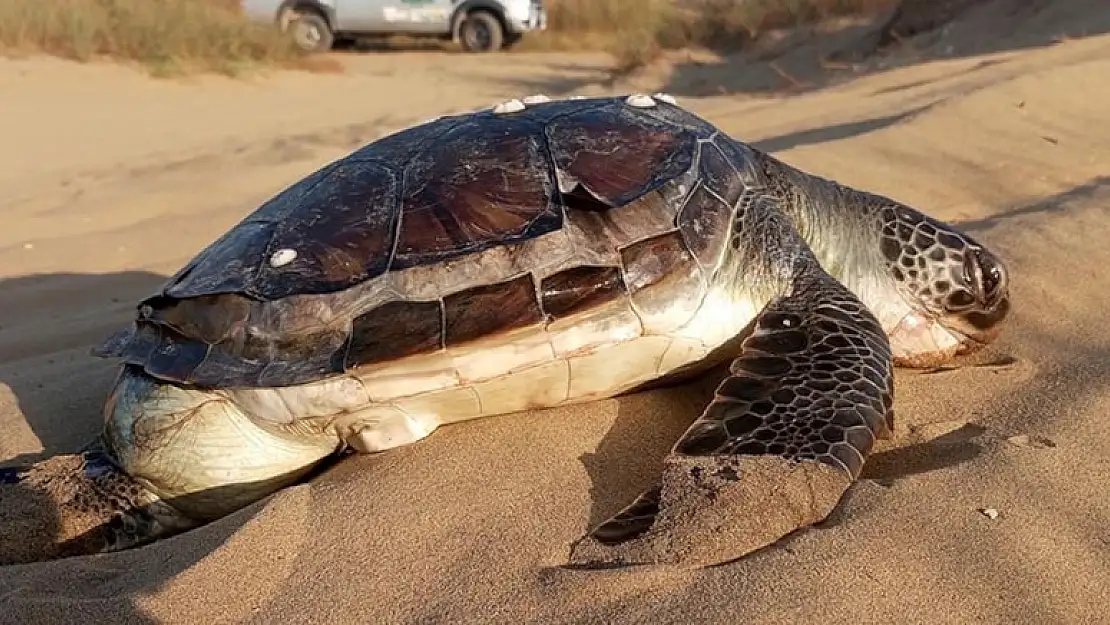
[620,231,697,293]
[116,323,167,368]
[344,300,444,369]
[633,100,724,137]
[569,190,680,255]
[144,294,252,346]
[108,322,209,385]
[262,161,400,300]
[106,316,352,387]
[99,96,756,389]
[165,220,277,300]
[146,332,210,383]
[698,141,747,207]
[392,118,558,268]
[540,265,626,319]
[188,343,270,387]
[677,136,758,270]
[547,106,696,207]
[443,274,545,347]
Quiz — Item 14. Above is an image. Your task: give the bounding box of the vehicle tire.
[289,11,334,54]
[459,11,504,53]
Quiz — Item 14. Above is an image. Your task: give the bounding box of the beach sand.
[1,3,1108,623]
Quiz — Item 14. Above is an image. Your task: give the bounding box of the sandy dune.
[2,4,1109,623]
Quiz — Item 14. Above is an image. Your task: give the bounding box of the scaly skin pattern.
[568,148,1008,567]
[568,196,897,567]
[755,152,1010,366]
[575,265,896,558]
[0,94,1011,566]
[0,445,192,565]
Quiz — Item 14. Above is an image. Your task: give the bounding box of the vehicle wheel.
[502,33,523,50]
[459,11,504,53]
[289,11,334,54]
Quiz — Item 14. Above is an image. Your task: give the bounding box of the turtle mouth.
[888,296,1009,368]
[938,293,1012,354]
[948,326,992,359]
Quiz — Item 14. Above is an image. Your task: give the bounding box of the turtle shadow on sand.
[0,271,170,461]
[577,371,724,531]
[0,271,238,622]
[575,361,994,562]
[0,478,277,623]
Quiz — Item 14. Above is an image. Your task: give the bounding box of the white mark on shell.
[781,317,793,327]
[522,94,551,105]
[625,94,656,108]
[270,248,298,268]
[493,99,526,114]
[653,92,677,105]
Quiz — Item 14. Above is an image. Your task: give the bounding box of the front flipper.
[568,269,894,568]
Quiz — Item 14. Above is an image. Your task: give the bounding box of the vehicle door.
[333,0,454,34]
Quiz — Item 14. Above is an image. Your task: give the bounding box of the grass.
[525,0,898,72]
[0,0,318,77]
[0,0,898,77]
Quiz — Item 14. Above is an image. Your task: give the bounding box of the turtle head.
[876,206,1011,367]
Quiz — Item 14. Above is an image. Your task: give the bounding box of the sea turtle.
[0,94,1010,567]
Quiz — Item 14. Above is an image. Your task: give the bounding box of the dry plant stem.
[0,0,313,76]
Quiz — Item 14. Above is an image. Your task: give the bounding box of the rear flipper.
[0,444,195,565]
[569,269,895,568]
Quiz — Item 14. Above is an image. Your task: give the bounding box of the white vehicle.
[241,0,548,53]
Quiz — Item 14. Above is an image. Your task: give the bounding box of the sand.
[2,4,1109,623]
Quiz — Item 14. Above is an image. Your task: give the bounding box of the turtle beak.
[967,246,1009,311]
[948,247,1012,349]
